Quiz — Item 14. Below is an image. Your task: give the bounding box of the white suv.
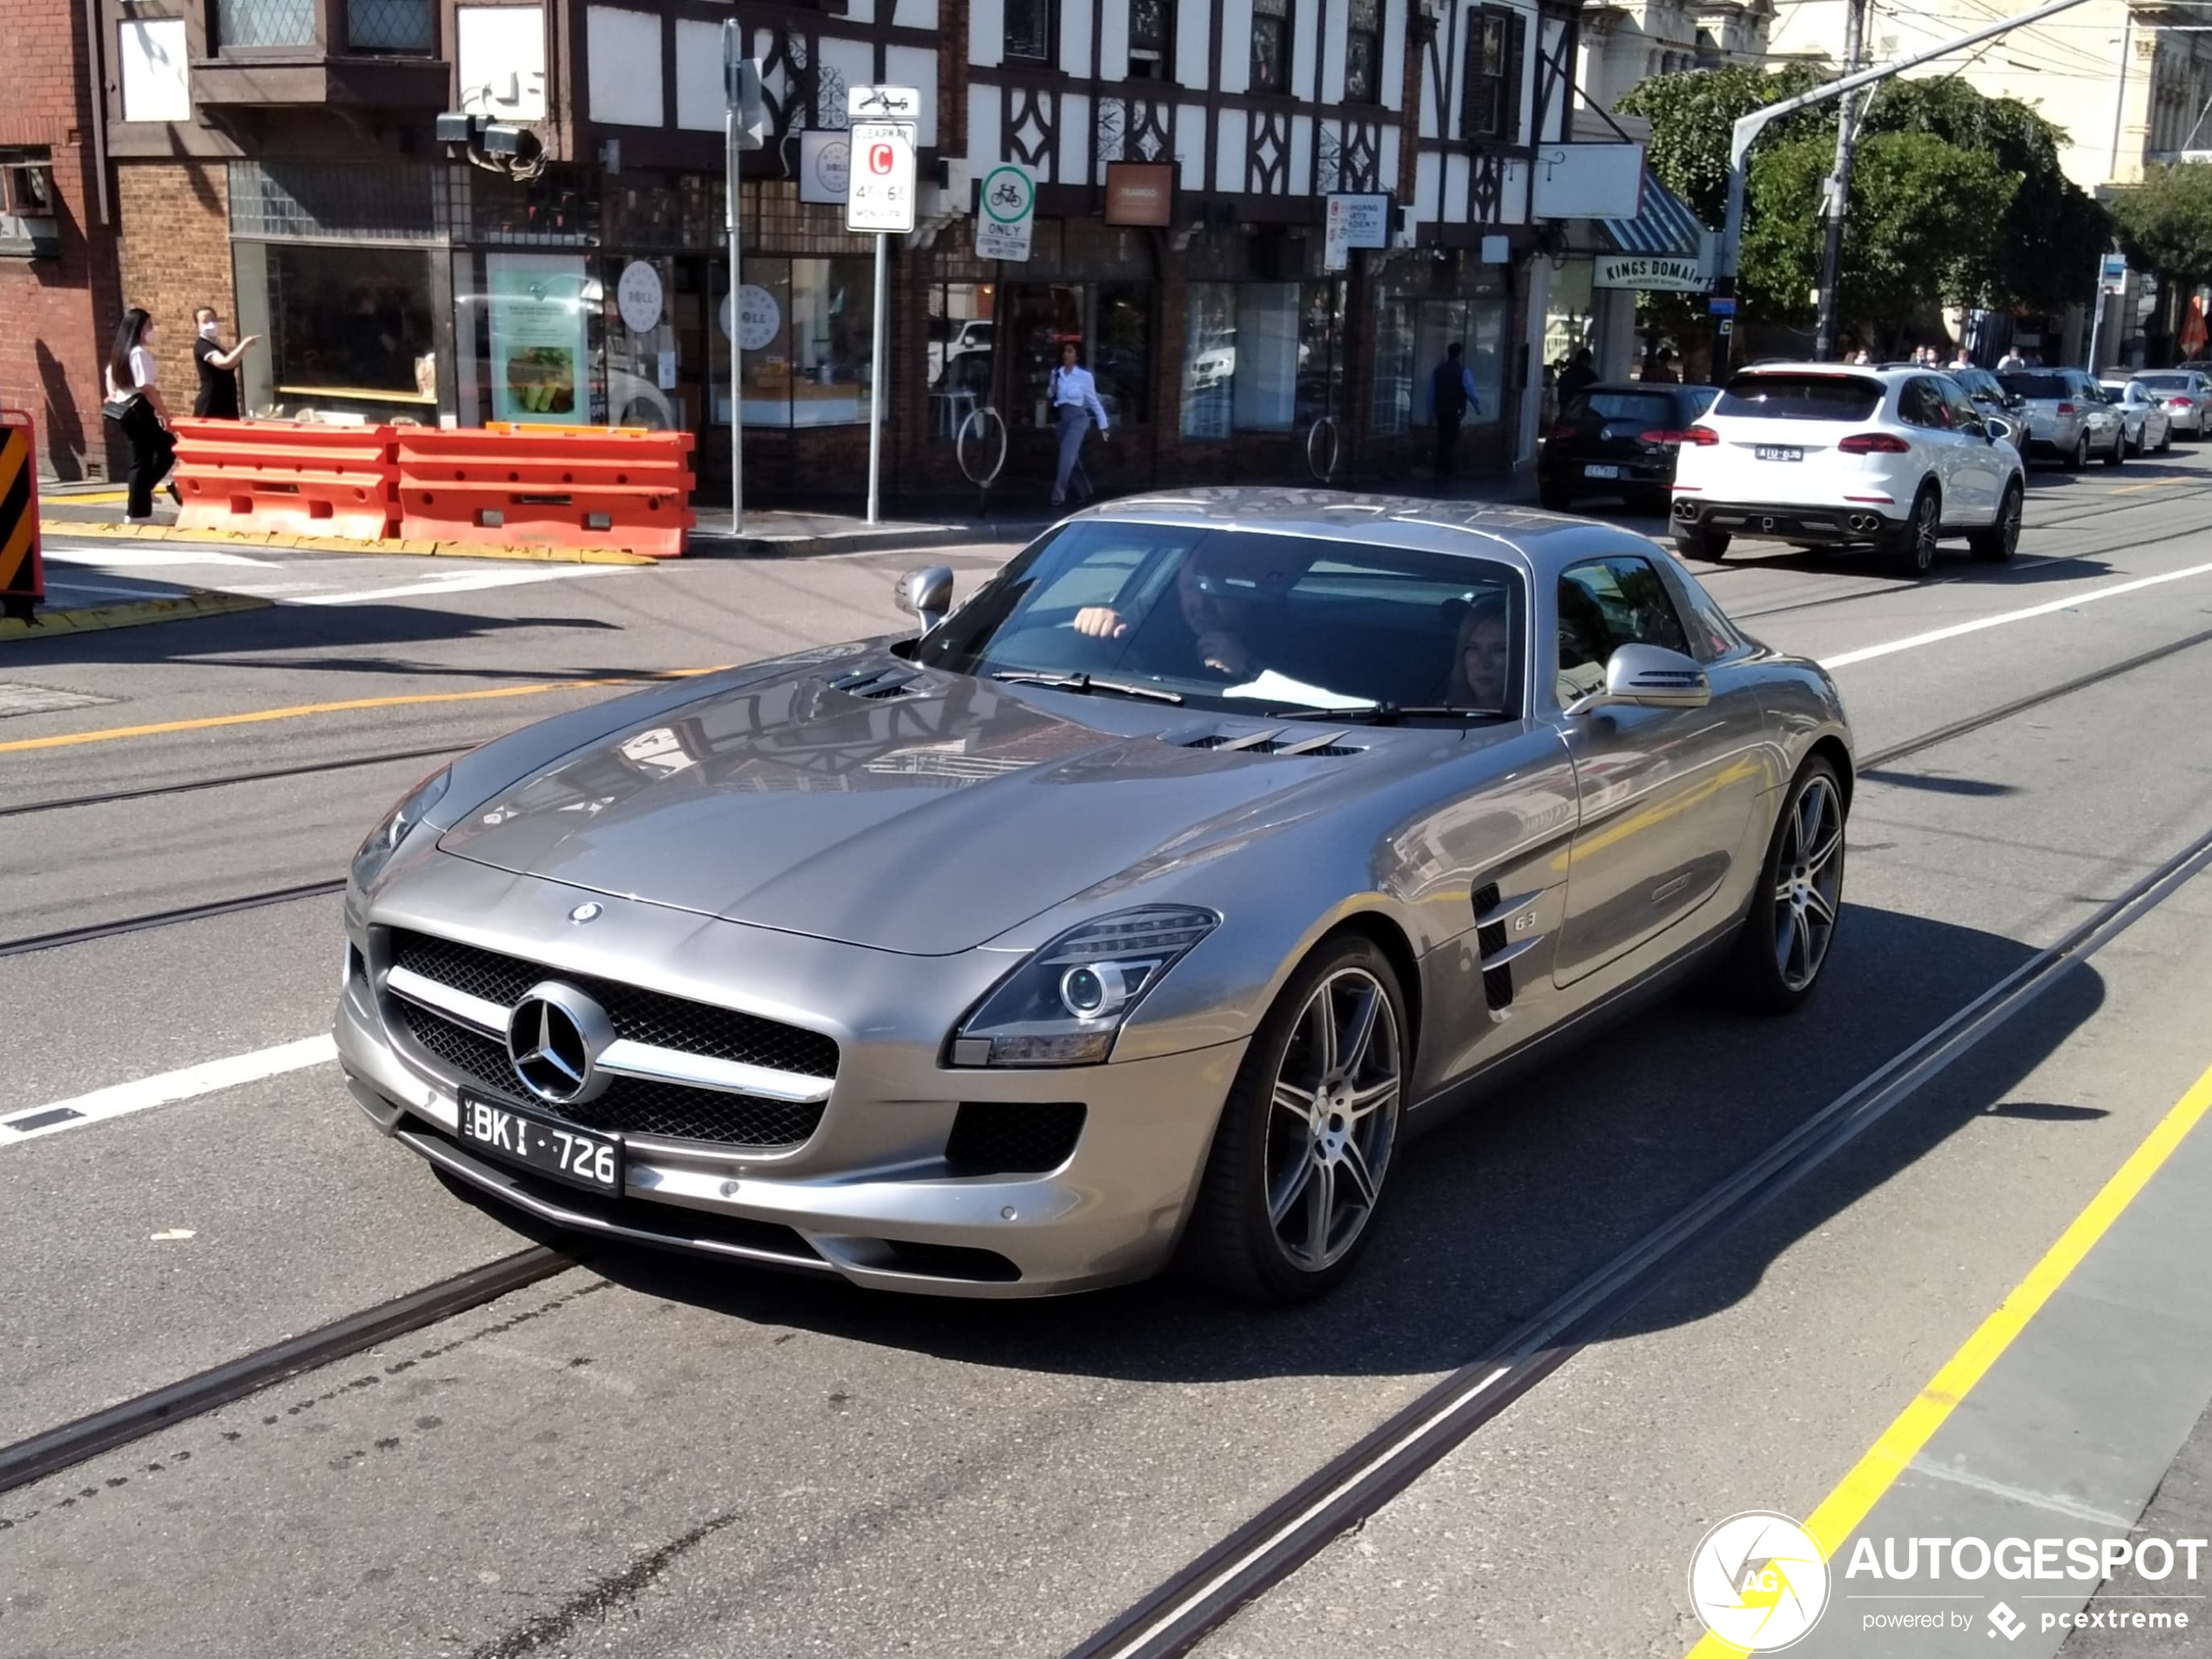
[1670,364,2027,577]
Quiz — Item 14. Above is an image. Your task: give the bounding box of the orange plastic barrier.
[172,420,399,542]
[395,427,696,558]
[0,409,43,621]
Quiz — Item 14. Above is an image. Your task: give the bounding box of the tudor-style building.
[82,0,1615,498]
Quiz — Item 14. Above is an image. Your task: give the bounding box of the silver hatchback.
[1997,368,2125,469]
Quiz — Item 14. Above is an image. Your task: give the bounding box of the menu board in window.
[487,253,591,425]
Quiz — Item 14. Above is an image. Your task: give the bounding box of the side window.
[1897,380,1939,428]
[1557,556,1692,704]
[1939,379,1982,434]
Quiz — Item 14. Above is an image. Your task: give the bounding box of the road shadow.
[508,899,2102,1385]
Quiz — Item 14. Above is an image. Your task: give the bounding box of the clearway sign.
[846,120,917,233]
[1595,254,1707,293]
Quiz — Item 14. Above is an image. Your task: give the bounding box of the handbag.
[101,390,142,423]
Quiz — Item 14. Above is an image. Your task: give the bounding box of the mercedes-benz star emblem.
[505,982,615,1105]
[568,901,602,924]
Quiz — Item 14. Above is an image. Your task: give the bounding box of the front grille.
[390,930,839,1078]
[392,1000,828,1149]
[945,1102,1087,1174]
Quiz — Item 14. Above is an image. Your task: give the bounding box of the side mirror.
[894,564,954,632]
[1985,416,2014,445]
[1566,643,1711,716]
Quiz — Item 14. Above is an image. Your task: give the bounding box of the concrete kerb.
[690,521,1053,560]
[0,589,274,643]
[36,519,658,567]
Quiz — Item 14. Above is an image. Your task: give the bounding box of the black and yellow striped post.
[0,410,42,624]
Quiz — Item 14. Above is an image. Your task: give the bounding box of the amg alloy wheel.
[1969,479,2022,563]
[1180,940,1406,1304]
[1882,487,1939,578]
[1718,757,1846,1015]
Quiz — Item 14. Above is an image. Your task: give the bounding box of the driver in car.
[1071,545,1285,679]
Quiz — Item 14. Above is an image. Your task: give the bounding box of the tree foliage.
[1615,64,1829,226]
[2109,163,2212,287]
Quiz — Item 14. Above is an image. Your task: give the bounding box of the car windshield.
[1562,391,1675,426]
[1713,374,1883,421]
[1999,373,2072,400]
[914,523,1527,717]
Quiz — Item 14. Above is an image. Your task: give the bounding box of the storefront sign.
[846,119,917,234]
[975,163,1035,261]
[1104,162,1175,228]
[486,253,590,426]
[799,130,850,206]
[616,260,664,334]
[1595,254,1707,293]
[2100,253,2129,294]
[718,284,782,352]
[1330,193,1391,249]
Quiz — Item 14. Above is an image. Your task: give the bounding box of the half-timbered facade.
[83,0,1607,499]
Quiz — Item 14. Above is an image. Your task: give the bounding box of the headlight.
[950,906,1219,1068]
[350,767,452,892]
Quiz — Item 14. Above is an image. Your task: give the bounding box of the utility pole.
[1812,0,1868,361]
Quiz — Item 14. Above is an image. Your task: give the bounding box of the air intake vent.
[1180,727,1362,759]
[1473,882,1513,1012]
[946,1102,1087,1174]
[826,665,925,699]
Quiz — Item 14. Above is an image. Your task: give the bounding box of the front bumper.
[1670,498,1899,543]
[337,866,1248,1298]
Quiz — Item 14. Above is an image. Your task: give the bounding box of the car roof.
[1568,381,1716,395]
[1729,361,1912,381]
[1065,487,1663,577]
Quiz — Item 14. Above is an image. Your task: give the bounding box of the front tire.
[1882,486,1939,578]
[1716,757,1846,1015]
[1178,937,1408,1305]
[1675,524,1730,561]
[1969,479,2022,563]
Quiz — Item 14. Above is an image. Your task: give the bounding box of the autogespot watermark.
[1689,1515,2209,1649]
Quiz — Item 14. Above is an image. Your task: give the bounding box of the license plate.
[457,1093,624,1192]
[1582,463,1621,479]
[1755,446,1803,462]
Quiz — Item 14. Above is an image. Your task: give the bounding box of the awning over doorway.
[1598,173,1706,260]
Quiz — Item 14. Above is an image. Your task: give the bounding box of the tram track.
[0,742,471,820]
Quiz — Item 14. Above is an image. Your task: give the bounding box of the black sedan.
[1539,382,1721,516]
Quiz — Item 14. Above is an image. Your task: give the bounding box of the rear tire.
[1882,486,1939,578]
[2105,425,2127,467]
[1675,524,1730,561]
[2065,429,2089,471]
[1716,756,1846,1016]
[1968,479,2022,563]
[1178,936,1409,1305]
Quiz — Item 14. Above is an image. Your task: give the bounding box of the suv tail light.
[1680,425,1720,447]
[1638,428,1685,445]
[2055,401,2075,415]
[1838,432,1912,454]
[1548,423,1577,441]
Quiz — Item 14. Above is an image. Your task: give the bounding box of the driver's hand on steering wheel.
[1072,606,1130,639]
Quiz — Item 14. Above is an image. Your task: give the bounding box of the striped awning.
[1599,172,1707,260]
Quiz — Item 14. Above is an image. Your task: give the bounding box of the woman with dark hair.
[104,307,179,521]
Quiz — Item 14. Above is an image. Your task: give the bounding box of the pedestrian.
[1950,346,1973,369]
[1850,349,1871,366]
[1429,341,1480,482]
[1640,345,1680,384]
[1558,346,1598,400]
[1048,341,1109,508]
[192,305,260,420]
[1996,345,2026,371]
[102,307,179,522]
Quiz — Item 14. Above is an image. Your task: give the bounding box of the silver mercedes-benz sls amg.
[336,489,1852,1304]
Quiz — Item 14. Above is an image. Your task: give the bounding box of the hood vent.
[1179,726,1362,759]
[826,665,927,700]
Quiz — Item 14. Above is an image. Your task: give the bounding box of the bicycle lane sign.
[974,162,1035,261]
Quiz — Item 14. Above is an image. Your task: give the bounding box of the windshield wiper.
[1270,702,1503,725]
[991,671,1185,705]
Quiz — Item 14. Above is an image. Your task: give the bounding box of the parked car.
[927,318,995,383]
[2099,379,2173,456]
[1669,364,2026,577]
[2114,368,2211,439]
[336,490,1854,1304]
[1948,366,2025,427]
[1538,382,1720,516]
[1996,368,2125,469]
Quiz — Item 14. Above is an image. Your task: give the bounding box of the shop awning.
[1599,173,1707,260]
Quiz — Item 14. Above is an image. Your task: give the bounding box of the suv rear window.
[1713,374,1882,421]
[1999,373,2071,400]
[1563,391,1675,426]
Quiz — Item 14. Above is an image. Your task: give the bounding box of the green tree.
[2109,163,2212,287]
[1739,132,2018,336]
[1615,64,1830,226]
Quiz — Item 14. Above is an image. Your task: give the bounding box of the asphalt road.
[5,456,2212,1658]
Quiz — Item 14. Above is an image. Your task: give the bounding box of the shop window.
[1181,283,1235,440]
[1372,300,1415,437]
[1297,280,1346,428]
[1008,281,1152,430]
[218,0,316,50]
[1130,0,1173,80]
[927,280,998,441]
[1233,283,1300,432]
[1007,0,1054,64]
[1461,8,1524,144]
[602,255,685,432]
[260,243,439,420]
[1413,299,1506,427]
[1183,280,1345,438]
[712,257,881,428]
[1252,0,1291,94]
[349,0,435,52]
[1345,0,1381,104]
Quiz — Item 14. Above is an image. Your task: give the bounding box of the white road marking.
[41,543,280,568]
[293,565,623,606]
[1904,1457,2135,1528]
[1823,559,2212,668]
[0,1035,335,1146]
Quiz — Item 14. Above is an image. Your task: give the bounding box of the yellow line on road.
[0,666,725,754]
[1685,1055,2212,1655]
[2110,476,2195,495]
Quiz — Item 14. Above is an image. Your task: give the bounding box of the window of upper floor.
[1461,6,1525,145]
[1345,0,1383,103]
[1130,0,1173,80]
[1253,0,1291,94]
[1008,0,1055,65]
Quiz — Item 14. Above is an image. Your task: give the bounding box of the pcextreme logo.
[1688,1512,1832,1650]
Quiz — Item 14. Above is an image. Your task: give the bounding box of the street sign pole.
[845,90,921,526]
[869,232,887,524]
[721,24,766,538]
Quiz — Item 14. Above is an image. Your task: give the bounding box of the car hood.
[435,663,1390,955]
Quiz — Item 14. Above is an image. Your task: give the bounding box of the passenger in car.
[1441,593,1512,710]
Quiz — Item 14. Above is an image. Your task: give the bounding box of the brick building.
[1,0,124,480]
[79,0,1644,505]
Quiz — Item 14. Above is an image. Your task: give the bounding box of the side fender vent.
[1473,882,1547,1022]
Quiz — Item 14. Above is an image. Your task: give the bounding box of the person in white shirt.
[1049,342,1109,506]
[103,307,180,522]
[1996,347,2026,372]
